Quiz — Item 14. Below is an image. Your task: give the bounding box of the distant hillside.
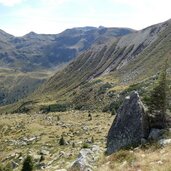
[0,27,134,71]
[0,27,134,105]
[35,19,171,111]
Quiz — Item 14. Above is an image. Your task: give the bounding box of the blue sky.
[0,0,171,36]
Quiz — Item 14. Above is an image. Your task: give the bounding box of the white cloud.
[0,0,23,6]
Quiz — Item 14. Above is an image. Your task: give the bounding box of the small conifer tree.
[21,155,34,171]
[148,60,168,128]
[72,142,75,148]
[111,108,116,116]
[88,111,92,120]
[91,136,94,143]
[59,135,65,145]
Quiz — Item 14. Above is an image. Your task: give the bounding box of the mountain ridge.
[0,19,171,111]
[31,19,171,111]
[0,26,134,105]
[0,26,134,71]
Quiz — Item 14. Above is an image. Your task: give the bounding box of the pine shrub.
[21,155,34,171]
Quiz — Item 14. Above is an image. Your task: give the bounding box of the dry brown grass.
[0,111,171,171]
[97,144,171,171]
[0,111,113,170]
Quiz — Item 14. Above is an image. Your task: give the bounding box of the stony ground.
[0,111,113,170]
[0,111,171,171]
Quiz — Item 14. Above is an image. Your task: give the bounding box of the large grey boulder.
[107,91,149,155]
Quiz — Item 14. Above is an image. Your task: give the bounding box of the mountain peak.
[24,31,38,38]
[0,29,13,40]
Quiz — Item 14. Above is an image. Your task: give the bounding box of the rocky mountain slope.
[0,27,133,71]
[0,27,133,105]
[2,19,171,112]
[37,19,171,107]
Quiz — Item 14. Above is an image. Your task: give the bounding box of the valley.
[0,18,171,171]
[0,27,133,106]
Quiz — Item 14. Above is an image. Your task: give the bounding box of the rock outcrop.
[107,91,149,155]
[69,145,101,171]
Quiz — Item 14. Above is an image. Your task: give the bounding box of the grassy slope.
[0,111,113,170]
[1,20,171,114]
[0,111,171,171]
[0,68,55,108]
[97,143,171,171]
[22,20,171,111]
[0,27,134,108]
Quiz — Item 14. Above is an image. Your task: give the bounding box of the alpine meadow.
[0,1,171,170]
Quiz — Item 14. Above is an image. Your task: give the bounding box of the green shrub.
[102,100,122,113]
[102,105,110,112]
[21,155,34,171]
[72,142,76,148]
[82,143,90,148]
[147,61,168,129]
[39,155,45,162]
[91,137,94,143]
[74,103,92,111]
[74,104,83,110]
[98,83,112,95]
[40,103,69,113]
[49,104,67,112]
[126,83,142,92]
[59,136,66,146]
[88,112,92,120]
[40,105,50,113]
[111,108,116,115]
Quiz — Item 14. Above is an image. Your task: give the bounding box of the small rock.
[159,139,171,145]
[18,156,24,161]
[156,160,163,165]
[69,146,100,171]
[141,154,145,158]
[148,129,164,141]
[91,145,100,153]
[11,161,19,169]
[40,149,50,155]
[59,151,65,158]
[38,162,46,169]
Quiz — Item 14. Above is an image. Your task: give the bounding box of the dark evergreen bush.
[21,155,34,171]
[59,135,66,146]
[147,60,168,129]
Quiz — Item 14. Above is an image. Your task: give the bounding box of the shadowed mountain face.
[0,27,134,71]
[40,19,171,102]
